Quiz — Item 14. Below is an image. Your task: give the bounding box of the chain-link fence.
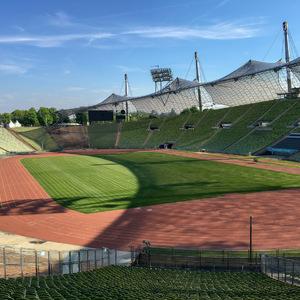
[0,245,135,279]
[261,254,300,285]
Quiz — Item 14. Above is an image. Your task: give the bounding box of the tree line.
[0,107,88,126]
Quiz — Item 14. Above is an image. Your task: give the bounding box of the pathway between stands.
[0,149,300,251]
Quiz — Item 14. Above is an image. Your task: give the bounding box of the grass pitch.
[21,152,300,213]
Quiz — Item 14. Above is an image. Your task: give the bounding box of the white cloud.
[216,0,231,8]
[124,21,261,40]
[0,64,27,74]
[0,93,15,100]
[0,33,114,48]
[63,87,86,91]
[13,25,25,32]
[46,11,73,27]
[114,65,146,73]
[91,89,113,93]
[0,18,262,50]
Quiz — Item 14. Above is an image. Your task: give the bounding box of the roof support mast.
[283,21,292,92]
[195,52,203,112]
[125,74,129,121]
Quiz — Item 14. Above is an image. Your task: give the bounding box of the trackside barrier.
[261,254,300,285]
[133,246,261,272]
[0,245,135,279]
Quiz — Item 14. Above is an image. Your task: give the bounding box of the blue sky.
[1,0,300,113]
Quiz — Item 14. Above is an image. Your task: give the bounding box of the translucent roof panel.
[56,58,300,121]
[202,69,286,107]
[287,57,300,82]
[214,59,285,83]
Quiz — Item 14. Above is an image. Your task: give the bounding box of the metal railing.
[0,245,136,279]
[133,245,261,272]
[261,254,300,285]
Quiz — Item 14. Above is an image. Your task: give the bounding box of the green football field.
[21,152,300,214]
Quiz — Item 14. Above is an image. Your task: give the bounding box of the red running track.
[0,149,300,250]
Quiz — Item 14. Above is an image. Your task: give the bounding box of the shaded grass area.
[21,152,300,214]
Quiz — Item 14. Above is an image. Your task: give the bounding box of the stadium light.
[150,68,173,82]
[150,67,173,93]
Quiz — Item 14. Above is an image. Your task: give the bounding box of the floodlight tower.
[195,52,203,112]
[150,67,173,94]
[283,21,292,92]
[125,74,129,121]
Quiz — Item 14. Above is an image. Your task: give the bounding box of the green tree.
[0,112,11,124]
[26,107,40,126]
[49,107,59,124]
[63,116,71,123]
[180,108,191,115]
[75,112,88,124]
[190,106,200,113]
[37,107,53,126]
[11,109,26,125]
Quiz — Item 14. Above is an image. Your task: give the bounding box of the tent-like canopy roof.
[56,57,300,122]
[215,59,285,82]
[100,93,129,105]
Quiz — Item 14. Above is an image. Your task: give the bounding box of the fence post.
[94,249,97,269]
[284,257,287,282]
[69,251,71,274]
[115,249,118,266]
[131,246,134,265]
[35,250,38,277]
[173,248,175,269]
[292,261,295,285]
[108,249,110,266]
[48,251,51,275]
[20,248,23,278]
[255,253,258,272]
[277,257,280,280]
[3,247,6,280]
[136,248,139,267]
[87,250,89,271]
[227,253,229,271]
[78,251,81,273]
[271,258,273,278]
[59,251,61,275]
[200,252,201,270]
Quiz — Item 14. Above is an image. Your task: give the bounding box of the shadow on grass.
[80,152,300,249]
[67,152,298,212]
[11,151,300,250]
